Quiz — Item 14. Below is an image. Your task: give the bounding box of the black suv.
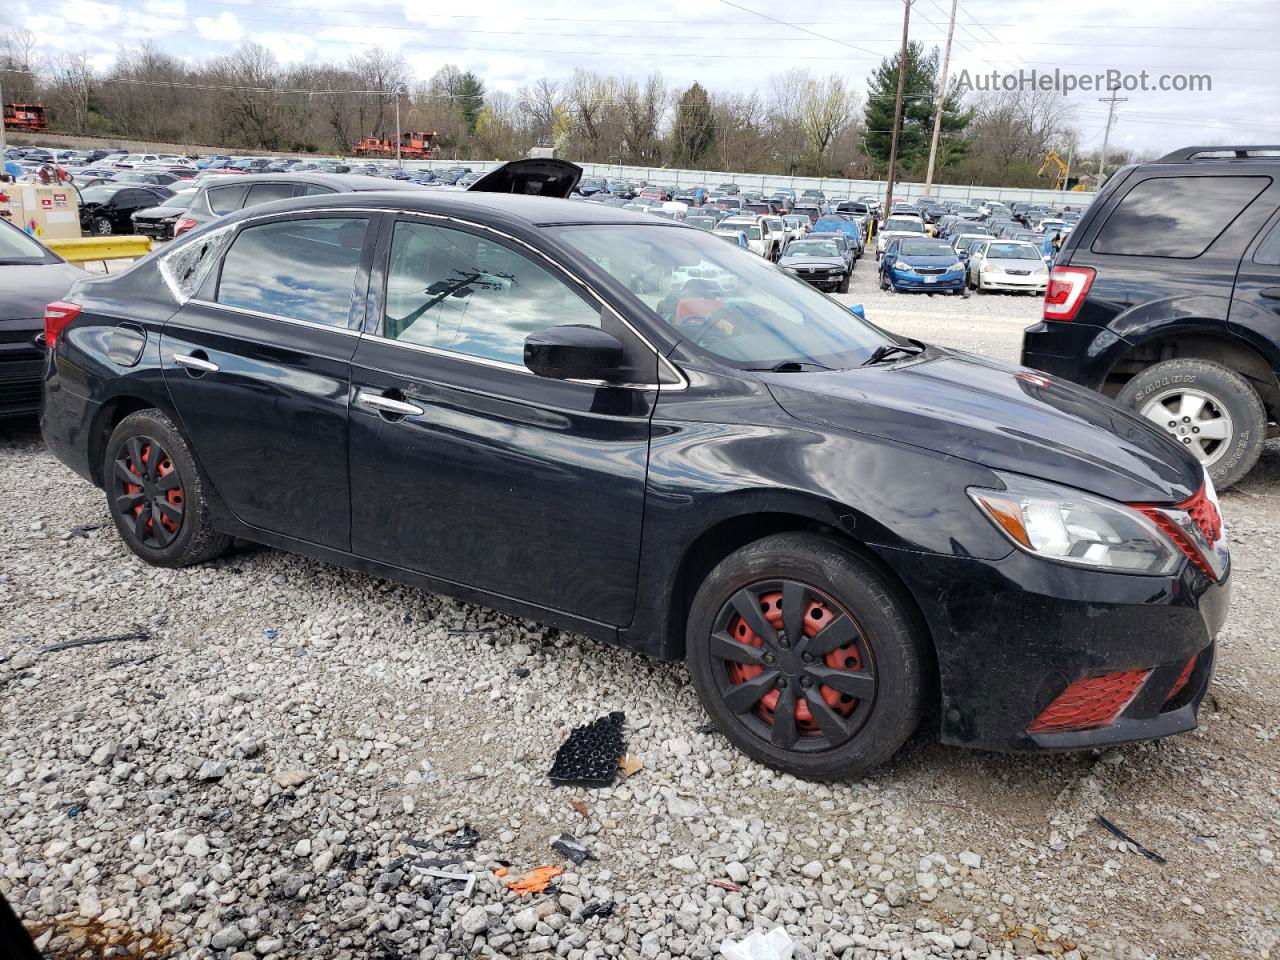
[1022,145,1280,488]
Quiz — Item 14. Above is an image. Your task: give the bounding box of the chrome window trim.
[201,204,688,390]
[188,298,364,336]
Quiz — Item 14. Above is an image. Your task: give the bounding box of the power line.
[711,0,887,57]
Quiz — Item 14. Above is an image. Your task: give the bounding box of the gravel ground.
[2,274,1279,960]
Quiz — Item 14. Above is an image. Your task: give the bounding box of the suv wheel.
[104,409,232,567]
[1117,358,1266,489]
[686,533,927,781]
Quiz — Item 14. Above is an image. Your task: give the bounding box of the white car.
[875,215,929,258]
[782,215,810,242]
[721,216,782,259]
[113,153,161,168]
[967,239,1050,294]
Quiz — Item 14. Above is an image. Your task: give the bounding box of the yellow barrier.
[46,235,153,264]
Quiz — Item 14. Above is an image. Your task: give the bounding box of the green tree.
[864,41,970,174]
[431,65,486,134]
[671,82,716,167]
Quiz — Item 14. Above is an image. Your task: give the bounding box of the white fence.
[401,158,1094,206]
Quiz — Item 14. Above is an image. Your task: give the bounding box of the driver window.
[382,220,601,365]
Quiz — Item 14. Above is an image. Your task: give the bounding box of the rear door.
[1228,205,1280,368]
[347,214,658,626]
[161,211,377,549]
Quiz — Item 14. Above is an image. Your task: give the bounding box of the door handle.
[1259,287,1280,300]
[172,352,220,374]
[355,390,425,418]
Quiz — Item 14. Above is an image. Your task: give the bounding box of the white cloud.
[195,10,244,43]
[249,31,317,65]
[143,0,186,16]
[58,0,123,28]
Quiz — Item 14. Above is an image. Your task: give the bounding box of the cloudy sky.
[5,0,1278,155]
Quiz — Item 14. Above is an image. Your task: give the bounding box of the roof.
[195,172,423,192]
[225,188,680,230]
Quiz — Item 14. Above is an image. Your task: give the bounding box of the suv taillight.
[44,301,81,348]
[173,217,198,237]
[1043,266,1095,321]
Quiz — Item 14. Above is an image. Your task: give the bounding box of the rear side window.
[1093,176,1271,259]
[245,182,297,206]
[207,184,249,215]
[216,217,368,327]
[302,184,337,196]
[1254,222,1280,266]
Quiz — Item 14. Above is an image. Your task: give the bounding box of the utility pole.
[1064,145,1073,191]
[922,0,956,198]
[394,85,403,169]
[0,72,7,156]
[884,0,911,215]
[1098,87,1126,180]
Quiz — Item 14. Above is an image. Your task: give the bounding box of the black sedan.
[39,160,1229,779]
[778,237,849,291]
[0,219,81,416]
[78,183,174,235]
[131,190,196,241]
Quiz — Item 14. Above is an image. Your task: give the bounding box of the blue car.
[812,216,864,257]
[879,237,968,295]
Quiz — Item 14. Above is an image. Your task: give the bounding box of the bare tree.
[48,53,94,134]
[800,74,859,171]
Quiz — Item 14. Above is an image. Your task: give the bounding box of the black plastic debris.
[549,711,626,788]
[1097,815,1166,864]
[41,630,151,654]
[580,900,615,920]
[445,825,480,849]
[68,523,102,539]
[551,833,593,866]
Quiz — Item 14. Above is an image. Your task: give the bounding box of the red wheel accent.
[725,590,864,737]
[117,437,186,547]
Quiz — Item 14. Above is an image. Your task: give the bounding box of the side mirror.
[848,304,866,320]
[525,324,624,381]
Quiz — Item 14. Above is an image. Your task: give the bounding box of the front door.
[161,212,376,550]
[347,215,657,626]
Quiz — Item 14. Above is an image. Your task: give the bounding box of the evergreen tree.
[864,41,970,173]
[672,83,716,166]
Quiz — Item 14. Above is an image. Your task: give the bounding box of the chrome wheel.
[1140,388,1233,466]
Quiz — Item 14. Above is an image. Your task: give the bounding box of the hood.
[468,159,582,198]
[780,256,844,268]
[765,348,1203,503]
[891,254,960,267]
[0,261,84,321]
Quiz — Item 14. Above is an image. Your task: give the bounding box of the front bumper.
[873,544,1230,752]
[787,270,844,289]
[889,271,965,291]
[980,271,1047,291]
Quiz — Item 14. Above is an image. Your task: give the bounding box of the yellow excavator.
[1038,150,1092,191]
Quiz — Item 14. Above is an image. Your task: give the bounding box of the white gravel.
[2,289,1279,960]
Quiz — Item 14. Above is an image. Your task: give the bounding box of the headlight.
[828,267,843,274]
[949,262,964,272]
[969,473,1182,575]
[986,263,1003,273]
[895,261,913,272]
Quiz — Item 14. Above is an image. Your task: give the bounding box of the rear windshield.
[1093,175,1271,258]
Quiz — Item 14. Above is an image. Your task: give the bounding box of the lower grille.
[1028,669,1150,733]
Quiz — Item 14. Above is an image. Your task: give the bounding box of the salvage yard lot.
[1,284,1278,960]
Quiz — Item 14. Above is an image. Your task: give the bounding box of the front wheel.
[104,409,232,567]
[686,533,928,781]
[1116,358,1266,489]
[837,273,850,294]
[91,217,113,236]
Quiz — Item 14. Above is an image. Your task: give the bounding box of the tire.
[103,409,232,567]
[838,272,850,294]
[879,274,889,291]
[92,217,113,236]
[1116,358,1266,489]
[685,533,928,781]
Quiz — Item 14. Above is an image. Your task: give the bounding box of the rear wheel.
[104,409,231,567]
[91,217,113,236]
[686,533,928,781]
[1116,358,1266,489]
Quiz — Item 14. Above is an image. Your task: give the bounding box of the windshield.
[0,221,48,260]
[884,218,925,233]
[985,242,1041,260]
[899,240,955,257]
[555,224,890,369]
[785,240,840,257]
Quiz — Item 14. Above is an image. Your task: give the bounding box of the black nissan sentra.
[39,160,1230,780]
